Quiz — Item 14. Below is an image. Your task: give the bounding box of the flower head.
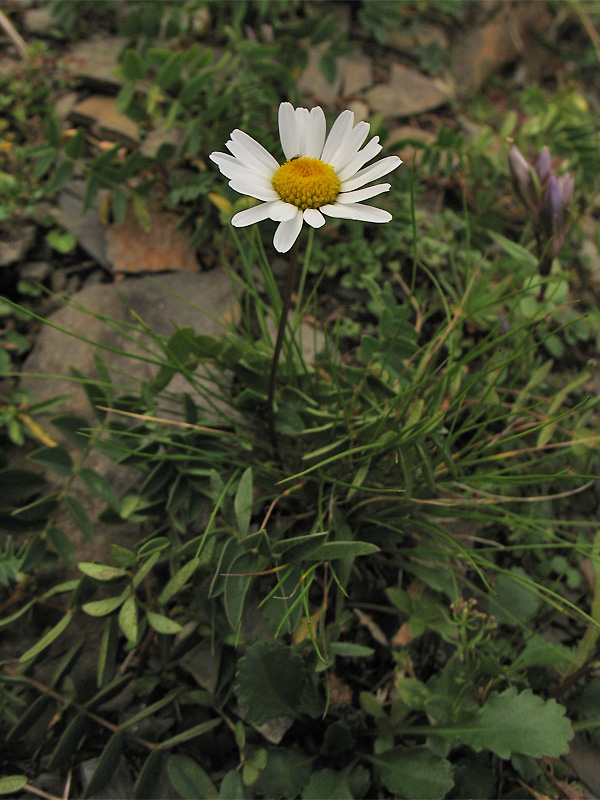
[210,102,402,253]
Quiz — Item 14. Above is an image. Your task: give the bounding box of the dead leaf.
[354,609,387,646]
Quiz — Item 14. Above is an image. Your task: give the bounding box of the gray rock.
[23,7,54,35]
[366,63,453,118]
[20,261,52,282]
[21,271,239,423]
[57,180,110,269]
[63,36,127,91]
[0,222,36,267]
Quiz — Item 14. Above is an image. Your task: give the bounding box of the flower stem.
[267,240,300,465]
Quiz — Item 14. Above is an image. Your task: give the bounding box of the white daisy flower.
[209,102,402,254]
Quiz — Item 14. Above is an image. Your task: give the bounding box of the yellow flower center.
[271,157,340,210]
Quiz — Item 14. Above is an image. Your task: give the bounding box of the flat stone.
[63,36,126,92]
[54,90,80,121]
[0,221,36,267]
[21,271,239,422]
[366,63,453,118]
[70,95,140,148]
[20,261,52,282]
[388,125,436,166]
[297,46,343,107]
[105,204,200,274]
[57,180,110,269]
[139,123,187,158]
[387,22,449,54]
[23,7,54,35]
[451,0,552,93]
[340,52,373,97]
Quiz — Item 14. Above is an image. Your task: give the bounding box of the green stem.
[267,240,300,465]
[564,529,600,677]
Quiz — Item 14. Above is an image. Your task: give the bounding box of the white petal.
[303,208,326,228]
[305,106,326,159]
[340,156,402,192]
[270,201,299,221]
[279,102,300,160]
[231,203,273,227]
[227,129,279,175]
[228,179,279,202]
[328,121,370,172]
[337,137,382,182]
[295,107,310,156]
[273,211,303,253]
[337,183,391,204]
[320,109,354,164]
[211,153,267,182]
[320,202,392,223]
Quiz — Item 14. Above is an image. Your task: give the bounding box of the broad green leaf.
[159,558,199,604]
[119,596,138,643]
[66,496,94,540]
[82,595,126,617]
[219,771,244,800]
[458,687,573,759]
[0,468,46,501]
[133,751,164,799]
[78,562,127,581]
[370,747,454,799]
[254,747,313,799]
[122,48,146,80]
[0,776,28,795]
[20,611,73,662]
[83,732,124,799]
[28,444,73,476]
[132,551,160,589]
[167,754,218,799]
[236,641,307,725]
[50,414,90,447]
[311,541,379,560]
[147,611,183,634]
[301,768,352,799]
[234,467,253,536]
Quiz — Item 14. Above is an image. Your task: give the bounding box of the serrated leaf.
[0,776,28,795]
[119,596,138,643]
[370,747,454,799]
[236,641,307,725]
[28,445,73,477]
[458,687,573,758]
[83,731,123,799]
[167,754,218,799]
[147,611,183,634]
[20,611,73,662]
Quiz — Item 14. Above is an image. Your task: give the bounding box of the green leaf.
[254,747,313,799]
[311,541,379,560]
[133,751,164,800]
[236,641,307,725]
[48,526,75,568]
[488,231,538,269]
[159,558,199,604]
[167,754,218,800]
[272,532,328,561]
[122,48,146,80]
[47,160,75,195]
[157,52,184,91]
[83,732,124,799]
[65,128,86,159]
[0,468,47,501]
[301,768,352,799]
[112,187,127,225]
[66,496,94,540]
[330,642,374,658]
[33,147,57,179]
[79,562,127,581]
[6,695,52,743]
[121,690,178,731]
[98,615,119,687]
[20,611,73,662]
[82,595,126,617]
[48,713,88,770]
[0,600,35,631]
[147,610,183,634]
[159,717,221,748]
[79,467,120,511]
[28,445,73,477]
[119,596,138,643]
[370,747,454,799]
[50,414,91,447]
[458,687,573,759]
[219,771,244,800]
[0,776,28,795]
[224,552,255,631]
[234,467,253,536]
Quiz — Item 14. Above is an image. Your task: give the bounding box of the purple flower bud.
[508,144,539,213]
[535,147,551,186]
[558,172,574,210]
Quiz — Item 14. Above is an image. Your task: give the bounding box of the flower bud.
[508,144,539,214]
[535,147,551,185]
